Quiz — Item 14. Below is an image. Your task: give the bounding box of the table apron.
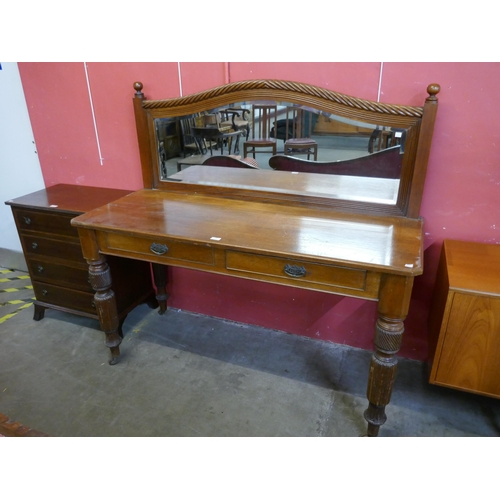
[95,231,382,300]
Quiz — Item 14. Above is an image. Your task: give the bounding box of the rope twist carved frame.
[139,79,428,118]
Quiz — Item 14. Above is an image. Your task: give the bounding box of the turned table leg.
[364,274,414,437]
[77,228,121,365]
[152,263,169,315]
[88,257,121,365]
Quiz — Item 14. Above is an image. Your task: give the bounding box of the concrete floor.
[1,267,499,437]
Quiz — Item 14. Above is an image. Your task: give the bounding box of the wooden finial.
[426,83,440,101]
[134,82,144,97]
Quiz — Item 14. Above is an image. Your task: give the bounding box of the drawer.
[226,251,367,291]
[13,208,79,238]
[102,233,214,265]
[32,281,96,315]
[27,259,93,292]
[21,234,84,263]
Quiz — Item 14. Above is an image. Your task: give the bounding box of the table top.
[72,188,424,276]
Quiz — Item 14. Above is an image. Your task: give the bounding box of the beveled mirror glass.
[133,80,439,218]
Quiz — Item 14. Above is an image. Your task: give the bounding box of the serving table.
[69,78,439,436]
[71,171,424,437]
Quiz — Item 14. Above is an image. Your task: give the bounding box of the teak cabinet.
[6,184,156,333]
[428,239,500,399]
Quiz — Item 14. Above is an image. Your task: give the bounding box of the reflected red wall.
[18,62,500,361]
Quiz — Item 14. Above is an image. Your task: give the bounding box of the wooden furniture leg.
[152,263,169,315]
[78,228,121,365]
[88,257,121,365]
[364,274,414,436]
[33,304,45,321]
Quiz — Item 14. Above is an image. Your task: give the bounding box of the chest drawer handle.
[150,243,169,255]
[31,242,38,250]
[41,289,48,296]
[23,216,32,225]
[37,265,44,273]
[284,264,307,278]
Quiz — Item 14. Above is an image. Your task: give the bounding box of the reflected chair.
[191,126,244,156]
[283,106,318,160]
[219,107,252,141]
[243,104,277,158]
[202,112,244,154]
[368,127,406,153]
[179,115,207,157]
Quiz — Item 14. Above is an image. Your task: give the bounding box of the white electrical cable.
[377,62,384,102]
[177,62,183,97]
[84,63,104,165]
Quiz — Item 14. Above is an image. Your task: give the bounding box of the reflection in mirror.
[134,79,439,217]
[155,101,407,190]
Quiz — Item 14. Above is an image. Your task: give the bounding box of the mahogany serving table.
[71,172,423,437]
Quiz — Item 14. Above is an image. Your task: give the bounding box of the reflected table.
[191,127,245,155]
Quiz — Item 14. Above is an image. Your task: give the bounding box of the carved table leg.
[364,274,414,437]
[88,257,121,365]
[77,228,122,364]
[152,263,169,315]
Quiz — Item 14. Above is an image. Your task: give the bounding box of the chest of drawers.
[428,239,500,398]
[6,184,156,334]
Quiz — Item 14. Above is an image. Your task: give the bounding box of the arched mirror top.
[133,79,440,218]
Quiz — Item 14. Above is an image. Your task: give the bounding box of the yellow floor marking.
[0,276,31,282]
[0,302,33,324]
[0,286,33,293]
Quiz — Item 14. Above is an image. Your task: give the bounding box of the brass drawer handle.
[31,242,38,250]
[150,243,169,255]
[23,216,32,225]
[37,265,44,273]
[284,264,306,278]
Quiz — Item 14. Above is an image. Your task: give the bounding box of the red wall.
[17,62,500,361]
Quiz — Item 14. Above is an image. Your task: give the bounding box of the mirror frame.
[133,79,440,218]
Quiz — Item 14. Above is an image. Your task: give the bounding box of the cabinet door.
[436,292,500,397]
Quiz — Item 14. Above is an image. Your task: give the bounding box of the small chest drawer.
[13,208,78,238]
[21,234,84,263]
[32,281,96,315]
[226,251,367,291]
[27,259,92,292]
[102,233,214,265]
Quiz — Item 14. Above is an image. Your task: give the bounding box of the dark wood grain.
[72,187,423,276]
[6,184,156,331]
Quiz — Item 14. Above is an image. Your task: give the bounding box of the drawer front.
[21,234,84,263]
[27,259,93,292]
[103,233,214,265]
[32,281,96,315]
[226,251,367,291]
[13,208,78,238]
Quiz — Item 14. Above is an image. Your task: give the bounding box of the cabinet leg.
[152,263,169,315]
[33,304,45,321]
[88,258,121,365]
[363,274,413,436]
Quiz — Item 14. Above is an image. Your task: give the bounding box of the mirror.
[155,102,406,180]
[133,80,439,218]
